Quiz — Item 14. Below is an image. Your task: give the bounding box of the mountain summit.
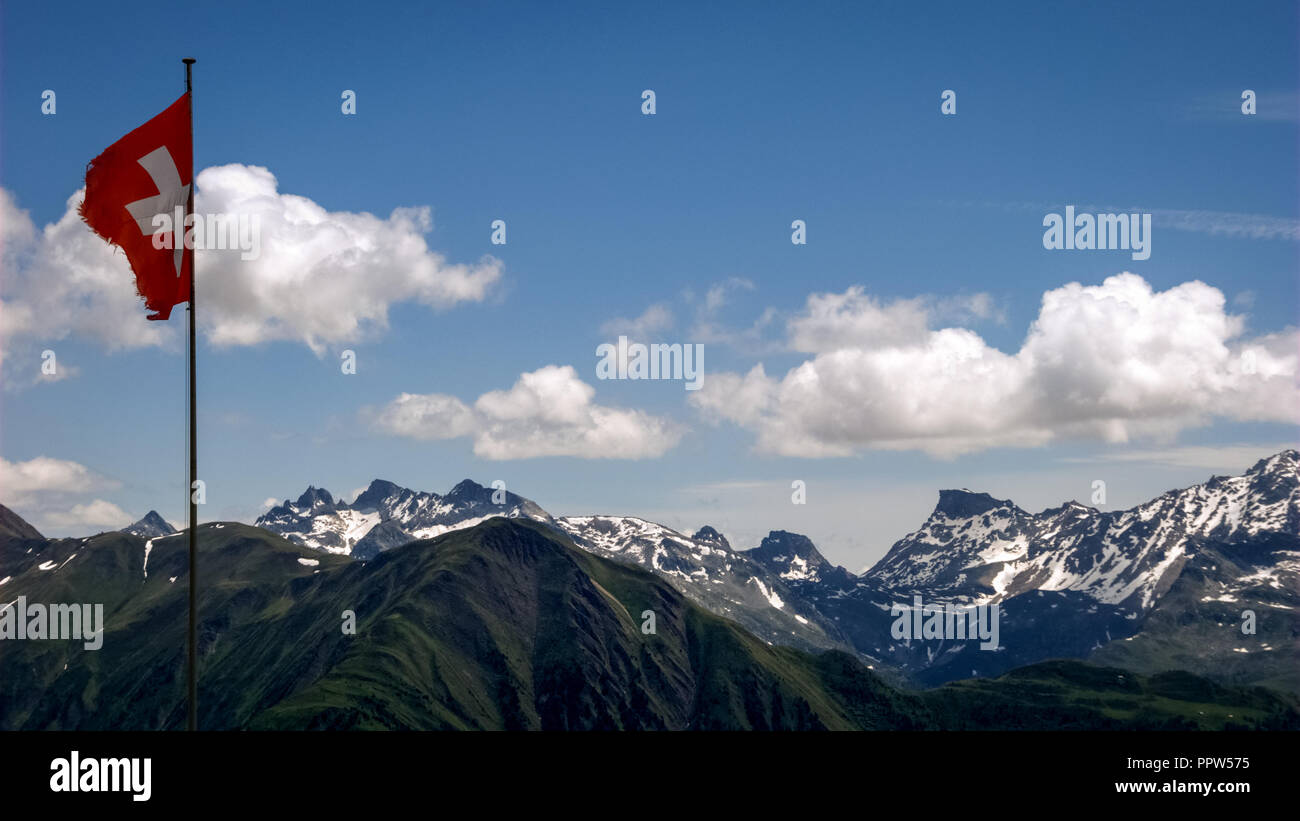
[866,448,1299,610]
[4,510,1287,730]
[745,530,849,587]
[934,489,1018,519]
[691,526,731,551]
[256,478,550,559]
[246,449,1299,692]
[122,510,176,539]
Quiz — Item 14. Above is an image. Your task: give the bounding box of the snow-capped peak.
[745,530,845,585]
[255,479,552,559]
[122,510,176,540]
[864,448,1300,611]
[691,525,731,551]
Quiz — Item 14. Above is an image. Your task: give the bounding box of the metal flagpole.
[183,56,198,733]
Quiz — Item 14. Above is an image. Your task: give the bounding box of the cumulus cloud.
[787,288,930,352]
[1,188,172,365]
[0,455,129,534]
[932,291,1006,326]
[600,303,674,338]
[368,393,479,442]
[41,499,133,532]
[368,365,683,459]
[703,277,754,313]
[692,274,1299,458]
[787,288,1004,353]
[0,456,119,506]
[624,278,998,355]
[683,277,785,351]
[196,164,500,351]
[0,165,501,367]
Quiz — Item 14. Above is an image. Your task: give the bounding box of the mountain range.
[247,449,1300,691]
[1,508,1294,730]
[1,450,1295,729]
[122,510,176,540]
[256,479,547,560]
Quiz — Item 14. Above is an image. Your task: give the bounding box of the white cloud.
[692,274,1299,458]
[787,287,930,352]
[1059,443,1299,472]
[367,393,479,442]
[0,165,501,366]
[1148,208,1299,241]
[41,500,133,532]
[34,362,80,384]
[690,305,780,350]
[787,288,1004,353]
[196,164,500,352]
[346,487,369,505]
[683,277,784,351]
[669,279,999,355]
[953,199,1300,242]
[369,365,683,459]
[600,303,674,338]
[932,291,1006,326]
[1188,90,1300,124]
[0,456,119,507]
[0,456,130,535]
[0,188,171,367]
[703,277,754,313]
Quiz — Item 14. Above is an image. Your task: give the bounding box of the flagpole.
[183,56,198,733]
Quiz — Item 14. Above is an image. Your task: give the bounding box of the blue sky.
[2,0,1296,569]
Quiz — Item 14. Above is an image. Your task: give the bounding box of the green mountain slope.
[239,518,917,730]
[1089,534,1300,695]
[0,503,43,542]
[1,517,1294,730]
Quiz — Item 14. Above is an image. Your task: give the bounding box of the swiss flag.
[80,93,192,321]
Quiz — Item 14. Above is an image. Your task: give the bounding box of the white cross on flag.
[80,93,193,320]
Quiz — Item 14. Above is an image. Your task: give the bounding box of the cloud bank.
[369,365,683,460]
[0,164,501,365]
[0,456,131,532]
[692,273,1298,457]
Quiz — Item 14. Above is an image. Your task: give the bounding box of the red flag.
[80,93,192,321]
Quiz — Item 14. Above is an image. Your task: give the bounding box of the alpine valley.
[0,451,1296,730]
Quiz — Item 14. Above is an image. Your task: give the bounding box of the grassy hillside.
[1,518,1295,730]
